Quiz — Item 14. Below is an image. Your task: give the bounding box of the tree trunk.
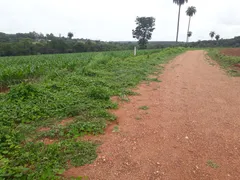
[186,16,191,43]
[176,4,181,42]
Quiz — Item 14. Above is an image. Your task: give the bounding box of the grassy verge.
[0,47,185,179]
[207,49,240,76]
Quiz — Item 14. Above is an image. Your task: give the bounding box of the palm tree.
[173,0,188,42]
[186,6,196,42]
[209,31,215,40]
[215,34,220,41]
[68,32,74,39]
[187,31,192,40]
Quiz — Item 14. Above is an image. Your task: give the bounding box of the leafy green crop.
[0,47,185,179]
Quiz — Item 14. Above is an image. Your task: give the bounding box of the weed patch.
[206,160,219,169]
[139,106,149,110]
[112,126,120,133]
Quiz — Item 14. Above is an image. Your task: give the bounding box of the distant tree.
[209,31,215,40]
[46,33,55,40]
[132,16,156,49]
[68,32,74,39]
[186,6,196,42]
[173,0,188,42]
[215,34,220,41]
[39,33,45,40]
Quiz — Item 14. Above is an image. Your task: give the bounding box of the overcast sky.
[1,0,240,42]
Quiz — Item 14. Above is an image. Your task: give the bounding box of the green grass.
[0,47,185,179]
[207,49,240,76]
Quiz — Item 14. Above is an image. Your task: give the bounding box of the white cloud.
[0,0,239,42]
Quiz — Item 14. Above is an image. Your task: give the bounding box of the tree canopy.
[68,32,74,39]
[186,6,197,16]
[0,32,139,56]
[187,31,192,37]
[215,35,220,41]
[173,0,188,5]
[209,31,215,40]
[132,16,156,49]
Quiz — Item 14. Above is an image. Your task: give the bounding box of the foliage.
[173,0,188,6]
[132,17,156,49]
[206,160,219,169]
[183,36,240,48]
[209,31,215,40]
[0,32,138,57]
[187,31,192,38]
[215,35,220,41]
[0,140,97,179]
[186,6,196,16]
[0,31,176,57]
[0,48,186,178]
[68,32,74,39]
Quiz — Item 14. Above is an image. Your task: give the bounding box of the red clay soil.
[64,51,240,180]
[220,48,240,57]
[0,86,10,93]
[234,64,240,68]
[40,138,57,145]
[58,117,74,126]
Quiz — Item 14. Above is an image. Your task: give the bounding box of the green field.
[0,48,185,179]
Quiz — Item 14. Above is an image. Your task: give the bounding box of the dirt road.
[64,50,240,180]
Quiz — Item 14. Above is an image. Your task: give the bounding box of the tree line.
[0,32,137,57]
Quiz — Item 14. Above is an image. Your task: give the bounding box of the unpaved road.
[64,50,240,180]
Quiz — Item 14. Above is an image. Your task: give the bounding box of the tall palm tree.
[173,0,188,42]
[209,31,215,40]
[186,6,196,42]
[215,34,220,41]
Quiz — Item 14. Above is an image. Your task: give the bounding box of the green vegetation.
[0,32,137,57]
[0,32,177,57]
[208,49,240,76]
[186,36,240,48]
[132,17,156,49]
[206,160,219,169]
[0,47,185,179]
[139,106,149,110]
[215,35,220,41]
[112,126,120,133]
[209,31,215,40]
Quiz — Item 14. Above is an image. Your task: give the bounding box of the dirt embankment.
[220,48,240,57]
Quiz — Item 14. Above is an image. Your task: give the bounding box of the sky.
[1,0,240,42]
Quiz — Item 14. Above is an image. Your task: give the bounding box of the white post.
[134,46,137,56]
